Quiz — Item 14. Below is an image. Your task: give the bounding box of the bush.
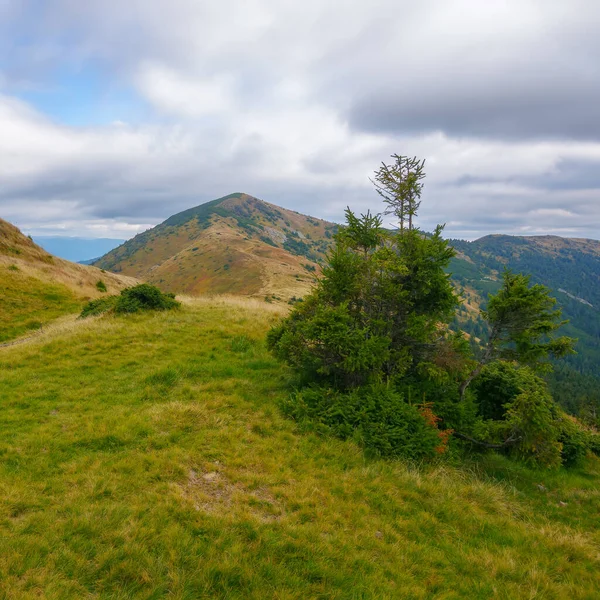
[114,284,179,314]
[283,384,445,460]
[558,415,590,467]
[80,284,179,318]
[96,280,107,292]
[80,296,118,318]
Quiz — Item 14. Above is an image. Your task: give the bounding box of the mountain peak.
[95,194,338,299]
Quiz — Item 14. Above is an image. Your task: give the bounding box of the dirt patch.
[178,467,285,522]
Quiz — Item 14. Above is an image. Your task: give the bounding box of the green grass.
[0,300,599,598]
[0,268,82,342]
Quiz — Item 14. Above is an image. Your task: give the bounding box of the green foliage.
[268,187,459,459]
[259,235,277,247]
[485,271,575,367]
[557,416,592,467]
[449,235,600,419]
[80,284,179,318]
[468,362,594,468]
[269,215,458,391]
[504,386,563,469]
[95,279,107,292]
[372,154,426,231]
[79,296,118,318]
[282,385,442,459]
[115,284,180,314]
[7,264,19,272]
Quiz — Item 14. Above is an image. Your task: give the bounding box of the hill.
[94,193,338,301]
[0,218,137,342]
[1,297,599,598]
[449,234,600,415]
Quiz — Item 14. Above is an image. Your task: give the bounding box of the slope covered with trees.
[449,235,600,422]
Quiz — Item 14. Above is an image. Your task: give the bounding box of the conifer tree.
[371,155,426,231]
[459,271,576,401]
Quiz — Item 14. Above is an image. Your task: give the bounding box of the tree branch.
[453,431,522,449]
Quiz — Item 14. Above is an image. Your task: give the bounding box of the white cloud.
[0,0,599,239]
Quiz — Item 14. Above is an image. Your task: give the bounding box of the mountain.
[449,234,600,414]
[0,218,137,342]
[94,193,338,300]
[33,236,126,263]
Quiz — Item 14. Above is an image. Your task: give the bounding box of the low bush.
[96,280,107,292]
[282,384,446,460]
[114,284,179,314]
[80,284,179,318]
[80,296,118,318]
[558,415,591,467]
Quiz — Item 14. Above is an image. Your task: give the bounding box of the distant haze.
[33,236,125,263]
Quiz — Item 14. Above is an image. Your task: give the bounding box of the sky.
[1,0,599,241]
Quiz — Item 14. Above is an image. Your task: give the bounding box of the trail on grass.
[0,314,85,349]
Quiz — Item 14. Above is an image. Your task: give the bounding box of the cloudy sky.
[1,0,599,240]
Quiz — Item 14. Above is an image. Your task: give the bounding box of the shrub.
[558,415,590,467]
[80,284,179,318]
[96,280,107,293]
[114,284,179,314]
[80,296,118,318]
[283,384,444,460]
[8,264,19,272]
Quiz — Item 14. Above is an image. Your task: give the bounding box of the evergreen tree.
[459,270,576,401]
[371,154,426,231]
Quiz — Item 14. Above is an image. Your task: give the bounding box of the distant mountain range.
[33,236,126,263]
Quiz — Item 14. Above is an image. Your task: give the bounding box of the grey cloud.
[349,84,600,141]
[2,0,600,241]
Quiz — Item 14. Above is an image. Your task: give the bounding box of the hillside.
[1,297,599,598]
[449,234,600,414]
[0,218,137,342]
[95,193,338,301]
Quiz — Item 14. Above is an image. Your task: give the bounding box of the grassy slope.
[1,299,599,599]
[0,218,138,343]
[0,267,81,342]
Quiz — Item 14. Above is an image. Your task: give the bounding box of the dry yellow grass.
[0,217,137,300]
[95,193,329,302]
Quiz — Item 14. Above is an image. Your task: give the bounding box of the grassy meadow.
[0,297,599,599]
